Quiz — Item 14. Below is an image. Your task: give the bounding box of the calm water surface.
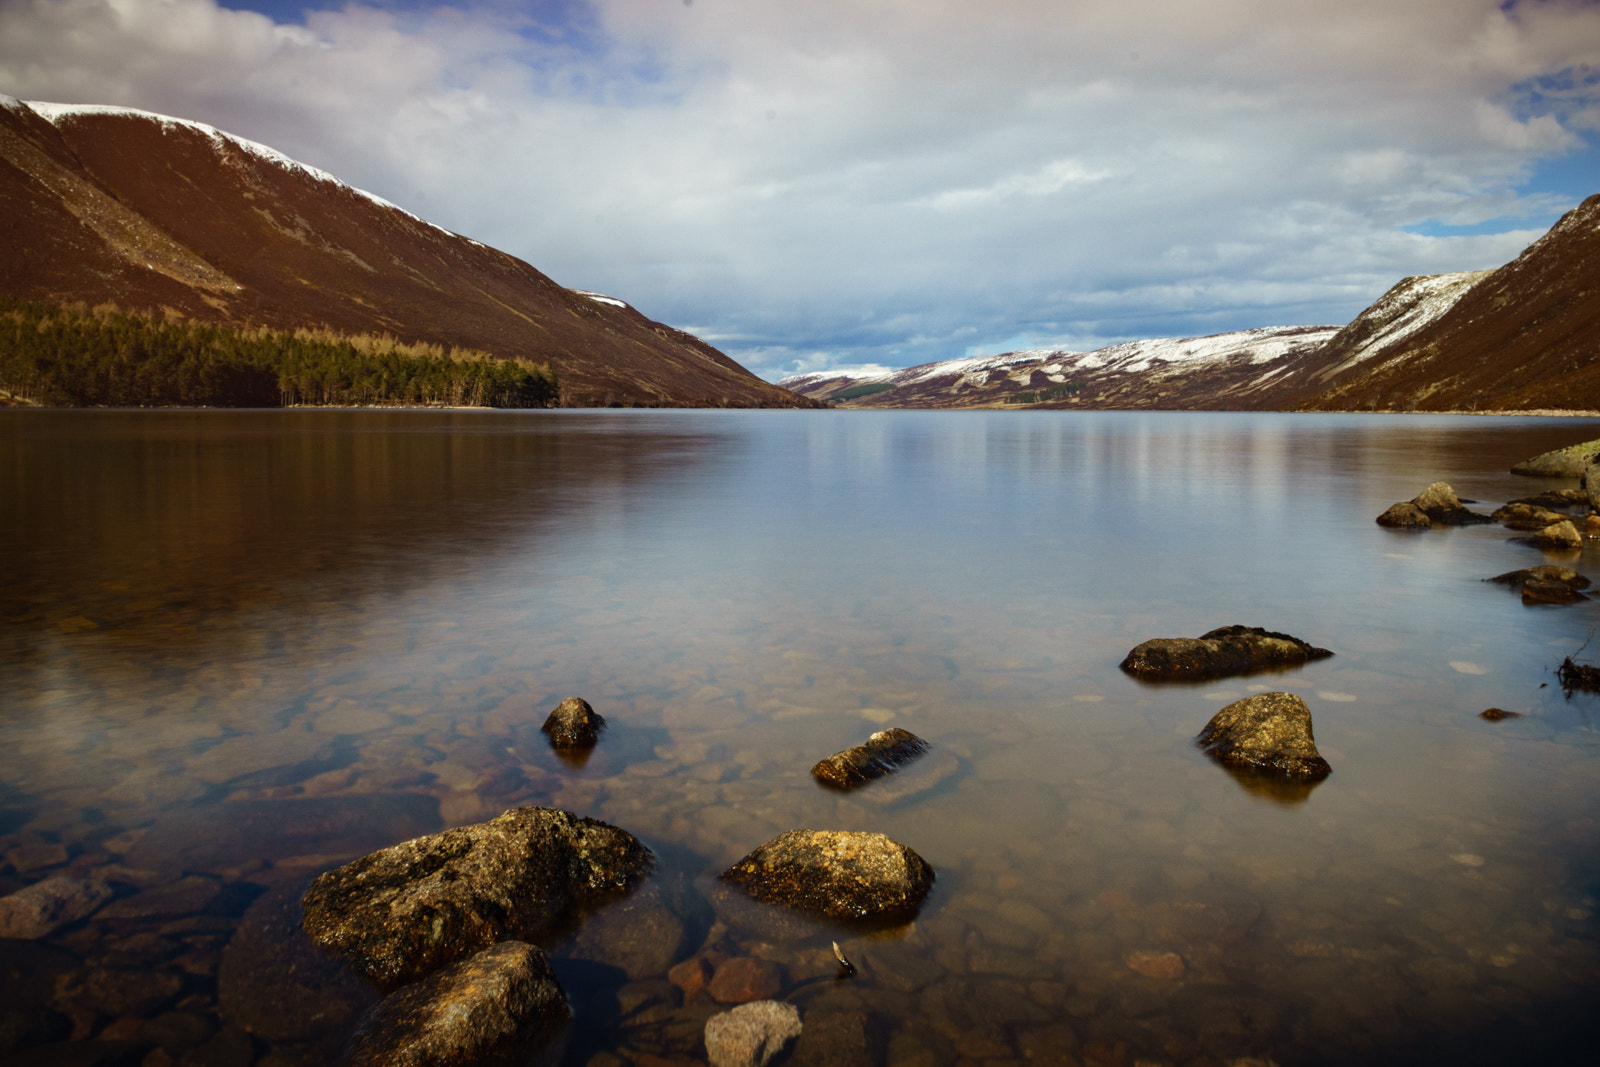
[3,409,1599,1066]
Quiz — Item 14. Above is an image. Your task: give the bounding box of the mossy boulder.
[720,830,933,921]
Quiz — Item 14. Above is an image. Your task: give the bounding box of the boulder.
[720,830,933,921]
[1523,579,1588,604]
[218,883,378,1043]
[301,807,652,989]
[1507,489,1590,509]
[1196,692,1331,780]
[348,941,567,1067]
[540,697,604,749]
[565,883,686,980]
[1510,439,1600,477]
[1479,708,1522,721]
[1586,457,1600,511]
[1375,502,1431,528]
[1491,502,1570,530]
[703,1000,802,1067]
[1119,625,1332,681]
[707,957,784,1004]
[1519,520,1583,549]
[0,878,112,939]
[1485,565,1590,590]
[1409,482,1493,525]
[810,728,929,790]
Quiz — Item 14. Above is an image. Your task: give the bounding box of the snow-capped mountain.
[0,96,809,408]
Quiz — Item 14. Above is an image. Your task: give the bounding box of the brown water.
[2,409,1598,1067]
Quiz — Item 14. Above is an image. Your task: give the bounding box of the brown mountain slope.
[0,97,810,408]
[1297,193,1600,412]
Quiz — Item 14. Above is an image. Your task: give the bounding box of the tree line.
[0,297,558,408]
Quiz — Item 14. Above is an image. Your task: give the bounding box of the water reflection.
[1214,762,1326,806]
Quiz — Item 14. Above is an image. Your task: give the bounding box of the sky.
[1,1,1597,381]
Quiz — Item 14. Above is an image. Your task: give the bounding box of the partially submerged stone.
[1479,708,1522,721]
[1491,502,1570,530]
[720,830,934,922]
[1485,566,1591,604]
[0,878,112,939]
[1375,502,1431,528]
[349,941,567,1067]
[301,807,652,988]
[1507,489,1590,509]
[1196,692,1331,780]
[810,728,929,790]
[1524,579,1588,604]
[1517,520,1583,549]
[540,697,605,748]
[703,1000,802,1067]
[1119,625,1332,681]
[1409,482,1493,525]
[1510,439,1600,477]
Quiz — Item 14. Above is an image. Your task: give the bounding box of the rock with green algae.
[720,830,934,921]
[1510,438,1600,477]
[1197,692,1331,780]
[1120,625,1332,681]
[301,807,651,989]
[348,941,567,1067]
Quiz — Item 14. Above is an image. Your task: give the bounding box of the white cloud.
[2,0,1597,381]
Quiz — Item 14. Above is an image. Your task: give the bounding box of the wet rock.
[1126,950,1186,979]
[218,883,378,1043]
[541,697,605,749]
[1587,456,1600,511]
[1196,692,1331,780]
[1511,439,1600,477]
[1479,708,1522,721]
[1119,626,1332,681]
[1524,579,1588,604]
[1486,565,1590,590]
[858,749,961,807]
[810,728,929,790]
[788,1010,876,1067]
[702,1000,802,1067]
[349,941,567,1067]
[301,807,652,988]
[567,883,687,980]
[1375,502,1431,528]
[1409,482,1493,525]
[0,878,113,939]
[707,957,783,1004]
[1518,520,1583,548]
[97,876,220,920]
[1491,502,1570,530]
[71,967,185,1016]
[720,830,934,921]
[1507,489,1590,509]
[4,842,69,872]
[668,956,714,999]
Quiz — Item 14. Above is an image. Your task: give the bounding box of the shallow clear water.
[3,409,1599,1066]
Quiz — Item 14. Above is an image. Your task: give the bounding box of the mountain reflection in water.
[2,409,1599,1066]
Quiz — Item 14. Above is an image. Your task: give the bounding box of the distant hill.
[786,193,1599,413]
[0,96,812,408]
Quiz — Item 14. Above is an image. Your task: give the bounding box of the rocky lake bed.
[4,410,1600,1066]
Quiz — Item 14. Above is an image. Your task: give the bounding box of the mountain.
[0,96,811,408]
[781,326,1342,408]
[1295,193,1600,412]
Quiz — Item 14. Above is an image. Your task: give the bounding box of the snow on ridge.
[23,100,458,239]
[569,289,629,309]
[1318,271,1489,379]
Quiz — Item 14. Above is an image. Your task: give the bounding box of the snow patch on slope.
[569,289,629,309]
[23,100,457,239]
[1314,271,1490,380]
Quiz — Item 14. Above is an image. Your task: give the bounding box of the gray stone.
[1510,439,1600,477]
[301,807,652,989]
[810,728,928,790]
[1197,692,1331,780]
[1490,502,1570,530]
[1410,482,1492,525]
[703,1000,802,1067]
[720,830,934,921]
[1375,502,1431,528]
[348,941,567,1067]
[0,878,112,939]
[541,697,604,748]
[1521,520,1583,549]
[1119,625,1332,681]
[1486,565,1590,589]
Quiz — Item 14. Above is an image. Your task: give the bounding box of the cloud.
[2,0,1598,380]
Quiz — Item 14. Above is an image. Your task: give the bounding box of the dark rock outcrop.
[1491,502,1570,530]
[1375,502,1431,527]
[810,728,929,790]
[1409,482,1493,525]
[1119,625,1332,681]
[540,697,605,749]
[349,941,567,1067]
[301,807,652,989]
[720,830,934,921]
[1196,692,1331,780]
[1487,566,1591,605]
[703,1000,803,1067]
[0,878,112,939]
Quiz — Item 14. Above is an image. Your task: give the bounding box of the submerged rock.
[1510,439,1600,478]
[0,878,112,939]
[811,728,929,790]
[565,882,687,980]
[301,807,652,988]
[1119,625,1332,681]
[1479,708,1522,721]
[349,941,567,1067]
[1409,482,1493,525]
[1507,489,1590,509]
[1375,502,1431,528]
[1196,692,1331,780]
[1491,502,1570,530]
[703,1000,802,1067]
[1485,566,1591,604]
[540,697,605,748]
[720,830,934,921]
[1517,520,1583,549]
